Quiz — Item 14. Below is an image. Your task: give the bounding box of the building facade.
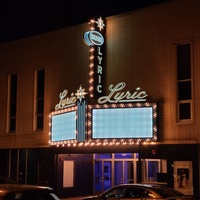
[0,0,200,198]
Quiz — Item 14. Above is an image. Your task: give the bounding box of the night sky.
[0,0,169,44]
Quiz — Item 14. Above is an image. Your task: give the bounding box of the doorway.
[114,160,134,185]
[93,153,138,193]
[94,160,112,192]
[93,153,167,194]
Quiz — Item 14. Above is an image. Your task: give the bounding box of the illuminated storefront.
[0,0,200,199]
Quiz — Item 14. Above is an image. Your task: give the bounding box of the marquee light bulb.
[89,55,94,60]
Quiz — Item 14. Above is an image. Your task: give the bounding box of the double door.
[94,157,136,193]
[93,154,165,194]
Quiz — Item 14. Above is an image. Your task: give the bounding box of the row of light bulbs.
[48,103,157,147]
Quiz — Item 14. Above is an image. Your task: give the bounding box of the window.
[35,69,45,130]
[142,159,167,182]
[176,43,192,121]
[8,73,18,132]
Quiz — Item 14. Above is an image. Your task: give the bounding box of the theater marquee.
[49,17,158,147]
[49,82,158,147]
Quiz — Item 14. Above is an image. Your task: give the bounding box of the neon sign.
[55,90,76,110]
[84,31,104,46]
[98,82,148,104]
[83,17,106,99]
[49,14,154,147]
[55,86,87,111]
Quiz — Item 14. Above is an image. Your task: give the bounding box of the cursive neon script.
[55,90,77,110]
[98,82,148,104]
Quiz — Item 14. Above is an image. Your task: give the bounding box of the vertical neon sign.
[83,17,106,99]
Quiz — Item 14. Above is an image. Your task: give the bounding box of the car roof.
[0,184,53,190]
[104,183,162,189]
[107,183,172,188]
[0,184,53,196]
[101,183,183,195]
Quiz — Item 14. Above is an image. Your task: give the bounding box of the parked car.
[0,184,60,200]
[81,184,194,200]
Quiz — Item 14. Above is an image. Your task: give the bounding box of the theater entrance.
[93,153,138,193]
[93,153,167,194]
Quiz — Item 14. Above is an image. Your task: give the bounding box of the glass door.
[142,159,166,182]
[93,153,167,194]
[124,161,134,183]
[114,161,134,185]
[94,161,112,193]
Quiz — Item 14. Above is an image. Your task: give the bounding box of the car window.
[105,187,154,199]
[124,188,154,199]
[124,188,139,198]
[105,188,126,198]
[137,189,153,198]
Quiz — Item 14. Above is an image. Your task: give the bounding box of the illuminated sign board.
[48,11,157,147]
[49,83,151,146]
[87,103,157,145]
[92,107,153,139]
[83,17,106,99]
[50,106,77,145]
[84,31,104,46]
[49,86,87,146]
[51,111,76,141]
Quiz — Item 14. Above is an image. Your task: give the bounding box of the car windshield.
[152,185,183,198]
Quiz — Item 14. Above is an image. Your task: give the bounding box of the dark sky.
[0,0,169,44]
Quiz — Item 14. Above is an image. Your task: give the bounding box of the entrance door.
[114,161,134,185]
[94,161,112,193]
[93,153,167,194]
